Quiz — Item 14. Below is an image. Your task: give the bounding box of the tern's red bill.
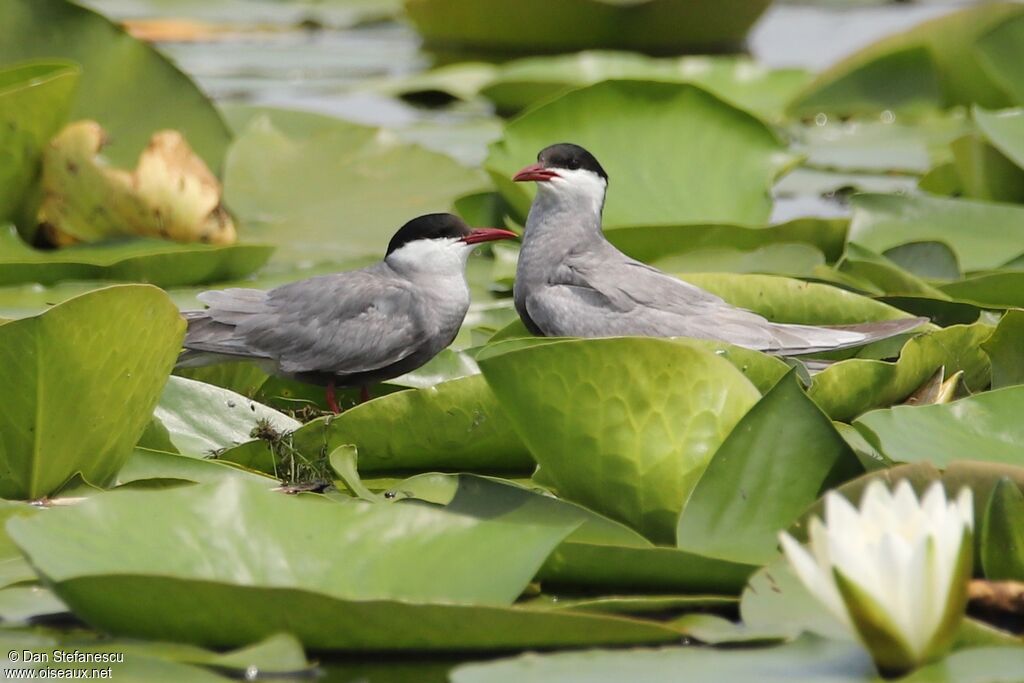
[513,163,560,182]
[461,228,519,245]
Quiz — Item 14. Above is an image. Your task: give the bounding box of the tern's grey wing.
[185,268,428,376]
[525,247,783,347]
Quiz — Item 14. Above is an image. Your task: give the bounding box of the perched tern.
[512,143,925,353]
[179,213,517,413]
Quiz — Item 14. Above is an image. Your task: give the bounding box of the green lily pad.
[788,4,1024,116]
[949,133,1024,203]
[0,285,184,499]
[403,0,772,56]
[982,310,1024,389]
[676,372,862,566]
[974,106,1024,171]
[809,323,992,421]
[849,193,1024,272]
[480,53,809,120]
[0,61,79,224]
[283,375,532,474]
[839,243,951,299]
[0,585,68,624]
[381,473,755,594]
[0,226,273,288]
[939,270,1024,308]
[679,272,911,325]
[151,376,300,459]
[853,385,1024,468]
[222,107,487,264]
[605,218,849,265]
[980,477,1024,581]
[0,0,230,170]
[652,244,825,278]
[975,13,1024,105]
[118,448,277,487]
[899,647,1024,683]
[487,80,796,228]
[479,337,760,543]
[7,479,679,650]
[451,637,874,683]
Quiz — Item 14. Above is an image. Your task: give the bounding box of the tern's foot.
[325,380,341,415]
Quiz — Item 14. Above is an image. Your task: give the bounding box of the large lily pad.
[7,479,679,650]
[679,272,911,324]
[605,218,849,265]
[848,193,1024,272]
[0,225,272,288]
[403,0,772,56]
[975,13,1024,105]
[974,107,1024,171]
[451,637,875,683]
[788,4,1024,116]
[479,337,760,543]
[0,0,230,170]
[0,61,79,224]
[980,478,1024,581]
[380,473,755,594]
[222,107,487,264]
[809,323,992,421]
[982,310,1024,389]
[151,376,300,459]
[284,375,533,474]
[0,285,183,499]
[486,81,795,228]
[676,372,861,565]
[853,385,1024,468]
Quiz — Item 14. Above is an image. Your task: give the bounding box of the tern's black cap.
[538,143,608,181]
[386,213,471,255]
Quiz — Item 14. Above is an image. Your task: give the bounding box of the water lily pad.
[848,193,1024,272]
[939,270,1024,308]
[980,478,1024,581]
[679,272,911,325]
[222,107,487,264]
[853,385,1024,468]
[118,448,277,486]
[676,372,861,565]
[487,81,795,228]
[451,637,874,683]
[605,218,849,265]
[7,479,679,650]
[480,337,760,543]
[809,323,992,421]
[949,133,1024,203]
[404,0,772,56]
[0,226,272,288]
[974,106,1024,171]
[383,473,755,594]
[0,0,231,170]
[283,375,532,474]
[37,121,237,246]
[982,310,1024,389]
[0,285,184,499]
[975,13,1024,105]
[788,4,1024,116]
[0,61,79,225]
[470,53,809,120]
[151,376,300,459]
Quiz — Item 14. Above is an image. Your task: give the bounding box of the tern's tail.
[768,316,929,356]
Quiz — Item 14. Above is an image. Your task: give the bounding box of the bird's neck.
[520,186,607,265]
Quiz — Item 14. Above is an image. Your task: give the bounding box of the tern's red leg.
[359,385,371,403]
[325,380,340,414]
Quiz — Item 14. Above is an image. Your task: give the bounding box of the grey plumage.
[179,214,516,393]
[513,144,926,354]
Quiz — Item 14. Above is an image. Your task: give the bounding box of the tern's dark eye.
[567,159,580,170]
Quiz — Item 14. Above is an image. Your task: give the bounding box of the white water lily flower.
[779,480,973,674]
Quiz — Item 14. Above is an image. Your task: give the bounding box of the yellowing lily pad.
[38,121,236,246]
